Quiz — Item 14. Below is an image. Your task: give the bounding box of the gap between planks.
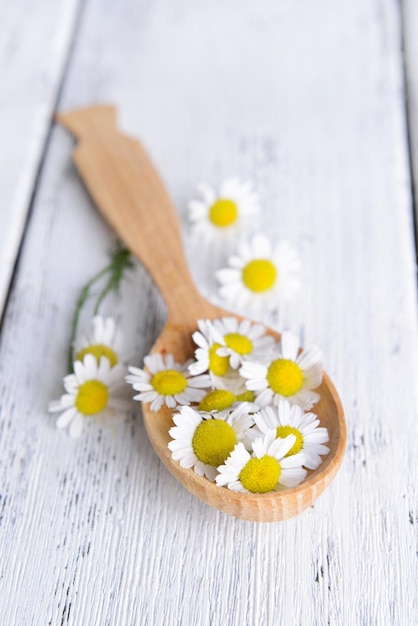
[0,0,87,329]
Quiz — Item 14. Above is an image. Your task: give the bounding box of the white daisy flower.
[254,401,329,470]
[73,316,123,367]
[126,353,211,412]
[216,233,301,314]
[168,405,256,481]
[210,316,274,369]
[188,179,260,243]
[188,319,237,386]
[216,429,307,493]
[49,355,128,438]
[240,330,323,410]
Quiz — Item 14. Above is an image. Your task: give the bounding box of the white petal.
[255,389,273,406]
[280,451,305,469]
[297,346,323,370]
[270,434,296,459]
[255,406,278,432]
[83,354,98,379]
[56,407,77,428]
[74,360,87,384]
[280,467,307,487]
[63,374,78,394]
[69,414,84,438]
[150,396,164,411]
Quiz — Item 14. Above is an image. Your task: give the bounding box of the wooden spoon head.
[142,307,346,523]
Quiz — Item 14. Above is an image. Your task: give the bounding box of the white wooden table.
[1,1,417,624]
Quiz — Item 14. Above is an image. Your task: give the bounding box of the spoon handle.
[56,105,212,326]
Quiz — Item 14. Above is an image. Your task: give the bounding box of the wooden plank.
[0,1,417,624]
[403,0,418,243]
[0,0,82,315]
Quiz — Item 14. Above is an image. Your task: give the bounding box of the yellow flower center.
[224,332,253,355]
[236,390,256,403]
[75,344,119,367]
[198,389,236,412]
[242,259,277,293]
[209,199,238,228]
[276,425,304,456]
[239,455,281,493]
[192,419,237,466]
[75,380,109,416]
[208,343,230,376]
[151,370,188,396]
[267,358,304,396]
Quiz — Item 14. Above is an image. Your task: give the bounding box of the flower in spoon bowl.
[168,404,256,481]
[240,330,323,410]
[197,387,259,413]
[127,353,211,411]
[216,428,307,493]
[209,316,274,369]
[188,317,273,394]
[254,401,329,470]
[188,319,238,387]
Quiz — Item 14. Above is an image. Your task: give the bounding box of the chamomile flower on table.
[168,404,256,481]
[240,330,323,410]
[49,354,128,438]
[126,353,211,412]
[216,233,301,314]
[210,316,274,369]
[254,401,329,470]
[188,179,260,243]
[73,315,123,367]
[216,428,307,493]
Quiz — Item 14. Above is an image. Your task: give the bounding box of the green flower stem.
[93,247,132,315]
[68,245,132,372]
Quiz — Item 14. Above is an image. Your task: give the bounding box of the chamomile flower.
[73,316,123,367]
[126,353,211,412]
[188,319,236,385]
[216,234,301,313]
[254,401,329,470]
[197,388,259,413]
[216,428,307,493]
[210,317,274,369]
[188,179,260,243]
[48,355,128,438]
[168,405,256,481]
[240,330,323,410]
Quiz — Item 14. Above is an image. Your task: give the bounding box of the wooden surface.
[404,0,418,243]
[0,0,417,623]
[0,0,81,315]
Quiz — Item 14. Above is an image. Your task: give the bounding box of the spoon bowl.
[57,105,346,521]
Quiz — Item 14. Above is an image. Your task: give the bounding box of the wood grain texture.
[0,0,417,624]
[403,0,418,242]
[0,0,82,315]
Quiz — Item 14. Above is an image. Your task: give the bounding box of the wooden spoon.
[56,105,346,522]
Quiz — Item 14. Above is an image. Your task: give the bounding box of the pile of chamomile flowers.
[126,317,329,495]
[50,179,329,496]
